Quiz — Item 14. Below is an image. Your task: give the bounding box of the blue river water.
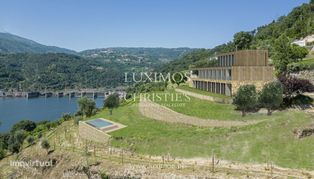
[0,97,104,133]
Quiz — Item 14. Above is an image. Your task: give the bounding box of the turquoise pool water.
[86,119,113,129]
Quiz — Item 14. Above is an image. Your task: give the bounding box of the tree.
[258,82,283,115]
[233,85,258,117]
[233,31,253,50]
[10,120,36,133]
[272,35,294,75]
[104,93,120,115]
[41,139,50,154]
[272,35,309,75]
[170,72,187,86]
[77,97,96,117]
[8,130,26,154]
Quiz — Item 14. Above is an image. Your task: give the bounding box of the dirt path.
[139,99,266,127]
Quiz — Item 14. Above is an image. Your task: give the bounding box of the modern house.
[190,50,273,96]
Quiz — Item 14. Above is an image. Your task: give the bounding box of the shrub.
[287,62,308,72]
[290,94,313,108]
[74,116,83,125]
[61,113,72,122]
[101,172,110,179]
[0,133,10,150]
[8,130,26,154]
[26,136,35,145]
[279,75,314,96]
[279,75,314,108]
[0,148,5,160]
[41,139,50,154]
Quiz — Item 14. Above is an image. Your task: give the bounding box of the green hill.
[0,32,77,54]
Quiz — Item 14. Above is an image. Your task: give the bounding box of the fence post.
[270,162,273,178]
[211,152,215,173]
[121,149,124,164]
[85,140,88,155]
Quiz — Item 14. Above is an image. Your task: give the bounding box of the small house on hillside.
[292,34,314,47]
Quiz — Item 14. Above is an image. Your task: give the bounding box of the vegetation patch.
[288,58,314,72]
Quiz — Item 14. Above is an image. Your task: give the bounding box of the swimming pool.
[86,118,113,129]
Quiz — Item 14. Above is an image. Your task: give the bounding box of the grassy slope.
[93,100,314,170]
[148,90,276,121]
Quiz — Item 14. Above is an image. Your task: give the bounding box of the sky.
[0,0,309,51]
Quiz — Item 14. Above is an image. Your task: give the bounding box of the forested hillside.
[161,1,314,72]
[0,32,77,54]
[0,47,194,91]
[0,53,123,90]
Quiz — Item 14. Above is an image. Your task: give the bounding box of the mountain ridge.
[0,32,77,54]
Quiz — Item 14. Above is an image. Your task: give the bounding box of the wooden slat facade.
[190,50,274,96]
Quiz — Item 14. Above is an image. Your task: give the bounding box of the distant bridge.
[1,89,126,99]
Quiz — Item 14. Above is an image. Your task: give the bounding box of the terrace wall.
[79,121,110,143]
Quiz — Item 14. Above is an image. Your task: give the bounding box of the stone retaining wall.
[231,81,269,95]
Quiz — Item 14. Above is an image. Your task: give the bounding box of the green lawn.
[93,101,314,170]
[177,85,231,99]
[148,90,275,121]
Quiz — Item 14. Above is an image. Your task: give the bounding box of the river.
[0,97,104,133]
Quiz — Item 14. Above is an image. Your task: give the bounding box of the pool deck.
[85,118,126,133]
